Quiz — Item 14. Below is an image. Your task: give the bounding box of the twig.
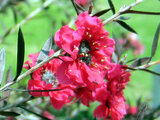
[0,95,32,111]
[70,0,80,15]
[103,0,144,25]
[3,0,56,38]
[0,49,62,92]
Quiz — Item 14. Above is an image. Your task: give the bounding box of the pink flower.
[24,50,75,110]
[118,33,145,55]
[126,105,138,115]
[43,111,55,120]
[107,64,131,96]
[75,0,89,6]
[24,50,62,97]
[94,86,126,120]
[127,33,145,55]
[49,85,75,110]
[93,64,131,120]
[55,12,115,89]
[23,52,39,70]
[75,87,95,107]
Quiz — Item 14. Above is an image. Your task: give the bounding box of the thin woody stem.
[3,0,56,39]
[0,95,32,111]
[0,49,62,92]
[103,0,144,25]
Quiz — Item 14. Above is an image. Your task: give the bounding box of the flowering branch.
[103,0,144,25]
[0,49,62,92]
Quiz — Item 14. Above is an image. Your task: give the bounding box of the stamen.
[105,66,108,69]
[101,59,104,62]
[86,32,89,35]
[100,36,104,39]
[42,71,58,87]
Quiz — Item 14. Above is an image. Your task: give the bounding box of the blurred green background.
[0,0,160,119]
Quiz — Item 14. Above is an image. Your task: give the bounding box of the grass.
[0,0,160,106]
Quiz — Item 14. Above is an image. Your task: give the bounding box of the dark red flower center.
[78,40,92,65]
[42,71,58,87]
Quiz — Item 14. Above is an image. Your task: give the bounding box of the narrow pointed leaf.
[130,57,151,67]
[75,3,85,12]
[88,5,93,14]
[119,16,130,20]
[126,58,138,63]
[107,0,115,14]
[0,111,20,117]
[19,106,50,120]
[112,52,118,63]
[116,20,137,33]
[14,28,25,81]
[150,23,160,60]
[4,66,12,102]
[93,8,110,17]
[112,33,122,60]
[11,6,18,24]
[125,66,160,76]
[36,36,53,64]
[136,104,147,120]
[0,48,5,86]
[71,0,80,15]
[122,10,160,15]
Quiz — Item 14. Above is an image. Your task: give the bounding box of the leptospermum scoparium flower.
[24,50,75,110]
[25,11,131,120]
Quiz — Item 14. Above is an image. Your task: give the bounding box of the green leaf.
[116,20,137,33]
[122,10,160,15]
[0,111,20,117]
[11,6,18,24]
[130,57,151,67]
[0,48,5,86]
[107,0,115,14]
[125,66,160,76]
[36,36,53,64]
[14,28,25,81]
[71,0,80,15]
[92,8,110,17]
[4,66,12,102]
[112,33,122,60]
[119,16,130,20]
[19,106,50,120]
[150,23,160,60]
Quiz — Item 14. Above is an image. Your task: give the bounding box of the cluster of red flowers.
[24,12,131,120]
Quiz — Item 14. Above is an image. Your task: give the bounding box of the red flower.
[75,0,89,6]
[118,33,144,55]
[127,33,145,55]
[24,50,75,110]
[75,87,95,107]
[55,12,115,89]
[107,64,131,96]
[49,85,75,110]
[24,50,62,96]
[94,86,126,120]
[23,52,39,70]
[43,111,55,120]
[126,105,138,115]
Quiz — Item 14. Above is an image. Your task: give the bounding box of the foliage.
[0,0,160,120]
